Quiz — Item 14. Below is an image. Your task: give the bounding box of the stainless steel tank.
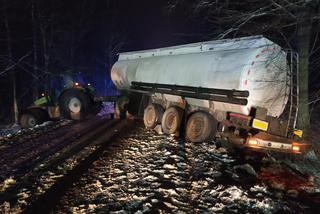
[111,35,289,117]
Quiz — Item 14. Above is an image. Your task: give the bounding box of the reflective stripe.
[255,139,292,150]
[252,119,269,131]
[294,129,303,138]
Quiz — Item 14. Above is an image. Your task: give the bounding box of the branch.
[308,98,320,105]
[0,51,32,77]
[269,0,297,19]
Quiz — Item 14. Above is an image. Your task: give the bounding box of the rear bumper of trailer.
[245,132,310,154]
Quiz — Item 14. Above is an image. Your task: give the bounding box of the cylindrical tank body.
[111,36,289,117]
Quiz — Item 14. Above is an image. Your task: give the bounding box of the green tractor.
[19,75,96,129]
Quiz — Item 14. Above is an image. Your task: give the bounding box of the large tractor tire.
[59,89,90,120]
[186,111,217,142]
[161,106,183,135]
[20,108,49,129]
[143,104,164,129]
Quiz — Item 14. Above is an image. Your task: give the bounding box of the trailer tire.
[143,104,164,129]
[161,106,183,135]
[186,111,216,142]
[59,89,90,120]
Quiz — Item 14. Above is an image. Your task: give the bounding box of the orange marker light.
[292,145,300,152]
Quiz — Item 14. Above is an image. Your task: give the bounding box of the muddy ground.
[53,125,320,214]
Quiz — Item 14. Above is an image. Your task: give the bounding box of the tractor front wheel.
[20,113,37,129]
[20,108,49,129]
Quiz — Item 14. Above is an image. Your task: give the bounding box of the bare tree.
[37,0,55,91]
[31,0,40,99]
[103,0,126,94]
[2,0,19,124]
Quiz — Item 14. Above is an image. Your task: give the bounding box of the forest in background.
[0,0,162,124]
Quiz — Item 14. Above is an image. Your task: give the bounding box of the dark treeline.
[0,0,181,124]
[0,0,127,124]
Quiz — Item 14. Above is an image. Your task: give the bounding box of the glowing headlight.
[248,139,258,146]
[292,145,300,152]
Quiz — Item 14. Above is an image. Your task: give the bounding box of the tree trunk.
[296,10,312,139]
[39,16,51,92]
[32,0,39,100]
[3,0,19,124]
[12,74,18,123]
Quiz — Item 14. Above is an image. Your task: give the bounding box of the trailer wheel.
[143,104,164,129]
[186,111,217,142]
[20,113,37,129]
[59,89,90,120]
[161,106,183,134]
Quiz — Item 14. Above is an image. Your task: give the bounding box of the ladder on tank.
[286,50,299,137]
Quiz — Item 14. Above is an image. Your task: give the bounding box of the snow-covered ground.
[54,127,320,213]
[0,120,71,146]
[97,102,115,117]
[0,124,22,138]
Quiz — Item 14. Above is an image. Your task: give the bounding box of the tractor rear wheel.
[59,89,90,120]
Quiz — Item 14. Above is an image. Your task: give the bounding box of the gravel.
[54,127,319,213]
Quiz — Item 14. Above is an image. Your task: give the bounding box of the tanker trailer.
[111,35,309,154]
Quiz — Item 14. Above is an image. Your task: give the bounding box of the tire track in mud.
[0,117,107,180]
[0,117,129,213]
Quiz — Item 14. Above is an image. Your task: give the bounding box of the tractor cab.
[33,73,95,107]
